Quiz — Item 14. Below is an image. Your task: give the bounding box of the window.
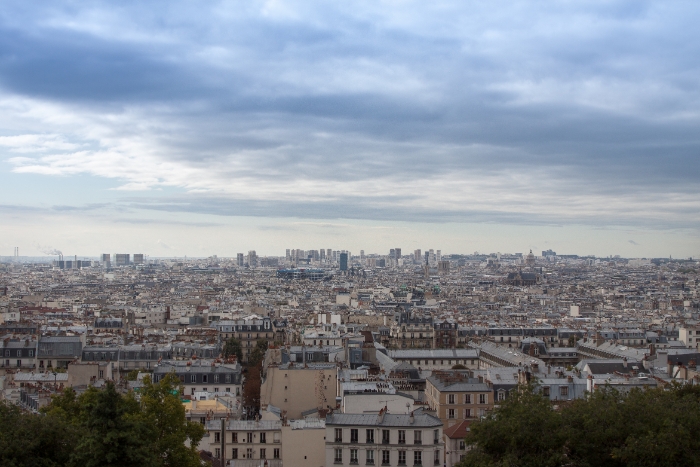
[560,386,569,397]
[366,449,375,465]
[4,351,8,357]
[434,450,440,465]
[366,429,374,443]
[464,394,471,404]
[542,387,550,397]
[382,450,391,465]
[28,350,34,357]
[232,433,238,443]
[448,409,455,419]
[351,429,359,443]
[232,448,238,459]
[398,430,406,444]
[459,440,466,450]
[448,394,455,404]
[351,449,359,464]
[498,391,506,401]
[274,448,280,459]
[226,387,231,393]
[464,408,471,418]
[215,432,220,442]
[246,448,254,459]
[215,448,220,458]
[202,375,208,383]
[260,448,266,459]
[398,450,406,466]
[274,432,281,443]
[414,431,422,445]
[260,432,266,443]
[382,430,390,444]
[335,448,343,463]
[433,430,439,444]
[335,428,343,443]
[247,432,253,443]
[190,374,196,383]
[414,450,422,466]
[479,394,487,404]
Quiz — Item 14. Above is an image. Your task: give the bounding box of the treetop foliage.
[460,383,700,467]
[1,374,206,467]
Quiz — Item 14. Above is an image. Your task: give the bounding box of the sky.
[0,0,699,259]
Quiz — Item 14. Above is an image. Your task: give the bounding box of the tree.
[70,382,159,467]
[126,369,140,381]
[243,364,262,415]
[247,339,268,367]
[139,373,205,467]
[0,400,79,467]
[223,337,243,362]
[459,383,700,467]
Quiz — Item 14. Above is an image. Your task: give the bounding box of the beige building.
[204,419,282,466]
[281,419,326,467]
[425,371,493,428]
[325,410,444,467]
[261,362,337,419]
[443,420,471,466]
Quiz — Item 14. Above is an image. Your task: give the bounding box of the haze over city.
[1,1,698,257]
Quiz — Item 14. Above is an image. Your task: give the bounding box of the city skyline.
[1,1,699,258]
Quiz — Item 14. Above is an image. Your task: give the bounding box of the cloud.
[0,1,698,236]
[629,240,640,245]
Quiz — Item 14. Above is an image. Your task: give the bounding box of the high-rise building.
[326,249,332,260]
[133,254,144,265]
[237,253,244,266]
[394,248,402,260]
[115,254,130,266]
[101,254,111,266]
[320,249,326,260]
[436,250,441,262]
[414,249,421,262]
[360,250,365,261]
[285,249,291,261]
[339,253,348,271]
[247,250,258,268]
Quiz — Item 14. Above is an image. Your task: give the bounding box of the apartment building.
[260,362,337,419]
[152,359,242,397]
[425,371,493,428]
[204,419,282,466]
[214,316,277,363]
[325,410,444,467]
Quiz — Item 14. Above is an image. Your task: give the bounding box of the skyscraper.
[394,248,402,261]
[414,249,421,262]
[339,252,348,271]
[237,253,244,266]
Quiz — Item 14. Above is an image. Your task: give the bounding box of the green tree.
[139,373,205,467]
[459,383,700,467]
[0,401,79,467]
[70,382,159,467]
[223,337,243,362]
[247,339,268,367]
[126,369,141,381]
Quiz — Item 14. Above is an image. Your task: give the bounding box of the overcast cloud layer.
[0,1,699,257]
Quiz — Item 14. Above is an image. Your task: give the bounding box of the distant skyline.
[1,1,698,258]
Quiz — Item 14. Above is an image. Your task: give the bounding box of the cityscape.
[1,248,699,465]
[1,0,699,466]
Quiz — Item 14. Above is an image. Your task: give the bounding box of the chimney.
[409,411,415,424]
[622,358,628,369]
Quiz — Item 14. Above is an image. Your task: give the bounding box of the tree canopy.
[222,337,243,362]
[460,383,700,467]
[1,376,205,467]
